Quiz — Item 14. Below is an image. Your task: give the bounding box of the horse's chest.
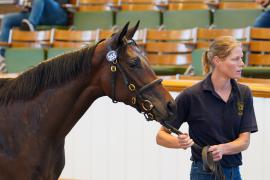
[0,141,65,180]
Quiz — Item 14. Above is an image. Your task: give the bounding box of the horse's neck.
[33,73,104,138]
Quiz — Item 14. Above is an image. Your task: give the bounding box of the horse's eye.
[129,57,140,68]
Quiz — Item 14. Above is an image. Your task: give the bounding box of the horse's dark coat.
[0,23,175,180]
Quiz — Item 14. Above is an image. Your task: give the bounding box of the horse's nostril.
[167,101,176,114]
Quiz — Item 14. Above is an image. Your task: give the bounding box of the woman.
[156,36,258,180]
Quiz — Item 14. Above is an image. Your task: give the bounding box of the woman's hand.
[208,132,250,161]
[177,133,194,150]
[208,145,224,161]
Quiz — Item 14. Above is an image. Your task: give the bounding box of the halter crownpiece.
[106,50,117,62]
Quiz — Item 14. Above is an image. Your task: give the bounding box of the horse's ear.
[126,21,140,39]
[114,22,129,45]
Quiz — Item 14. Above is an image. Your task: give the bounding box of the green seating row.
[6,47,270,79]
[72,9,262,30]
[6,47,185,74]
[5,48,73,73]
[6,47,188,75]
[151,65,187,76]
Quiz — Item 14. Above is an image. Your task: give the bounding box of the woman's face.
[216,45,244,79]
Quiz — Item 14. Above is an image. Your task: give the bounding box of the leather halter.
[106,39,162,121]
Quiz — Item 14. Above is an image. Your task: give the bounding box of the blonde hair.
[202,36,241,75]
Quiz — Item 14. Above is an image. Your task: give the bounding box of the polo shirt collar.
[202,73,240,97]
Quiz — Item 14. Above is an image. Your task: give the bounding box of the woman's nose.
[240,59,245,67]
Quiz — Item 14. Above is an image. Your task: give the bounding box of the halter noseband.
[106,39,162,121]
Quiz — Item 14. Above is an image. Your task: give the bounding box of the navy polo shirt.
[168,74,258,167]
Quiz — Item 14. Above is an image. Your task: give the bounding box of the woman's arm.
[156,126,194,149]
[208,132,250,161]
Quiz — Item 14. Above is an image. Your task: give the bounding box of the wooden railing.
[162,76,270,98]
[1,73,270,98]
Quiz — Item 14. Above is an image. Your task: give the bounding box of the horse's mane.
[0,44,97,105]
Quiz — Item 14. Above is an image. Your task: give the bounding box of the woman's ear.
[212,56,221,66]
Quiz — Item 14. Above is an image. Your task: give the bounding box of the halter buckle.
[131,97,136,104]
[141,100,154,111]
[144,112,155,121]
[111,66,117,72]
[128,84,136,91]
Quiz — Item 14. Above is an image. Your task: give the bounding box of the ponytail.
[202,50,210,75]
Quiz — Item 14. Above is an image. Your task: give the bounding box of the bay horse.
[0,22,176,180]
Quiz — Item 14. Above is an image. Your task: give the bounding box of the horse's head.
[97,22,176,122]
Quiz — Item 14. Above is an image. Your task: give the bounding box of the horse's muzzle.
[154,100,176,123]
[163,100,176,121]
[166,100,176,117]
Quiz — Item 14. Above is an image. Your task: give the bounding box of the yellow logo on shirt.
[237,101,244,116]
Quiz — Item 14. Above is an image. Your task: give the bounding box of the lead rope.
[160,120,226,180]
[202,146,226,180]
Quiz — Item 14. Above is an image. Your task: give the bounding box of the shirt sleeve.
[239,86,258,133]
[166,90,190,130]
